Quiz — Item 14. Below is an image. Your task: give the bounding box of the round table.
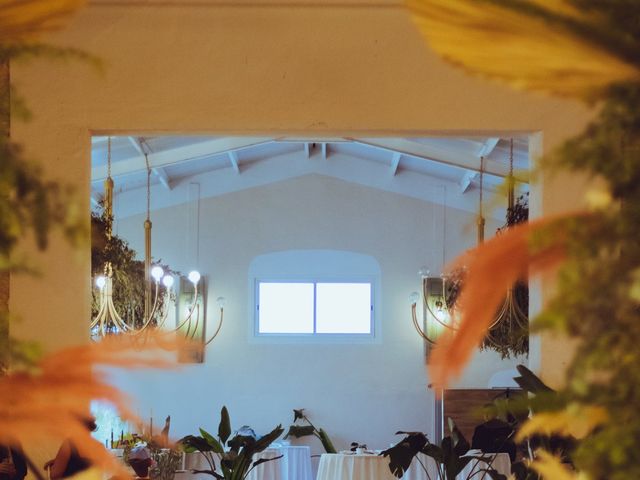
[246,445,313,480]
[316,453,397,480]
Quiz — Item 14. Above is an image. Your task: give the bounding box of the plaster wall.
[110,174,524,451]
[8,0,593,441]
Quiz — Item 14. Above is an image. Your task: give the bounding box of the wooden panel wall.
[443,389,515,442]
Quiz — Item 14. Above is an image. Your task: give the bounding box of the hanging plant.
[443,193,529,358]
[482,192,530,358]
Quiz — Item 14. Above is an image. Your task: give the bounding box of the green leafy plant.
[284,408,336,454]
[382,419,506,480]
[487,365,575,480]
[180,406,284,480]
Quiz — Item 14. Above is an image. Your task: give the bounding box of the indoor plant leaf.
[218,406,231,444]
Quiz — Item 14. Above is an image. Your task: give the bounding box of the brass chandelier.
[410,139,528,348]
[91,137,224,344]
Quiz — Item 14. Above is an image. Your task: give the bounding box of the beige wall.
[10,3,591,391]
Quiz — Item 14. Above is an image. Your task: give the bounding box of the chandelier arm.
[204,308,224,346]
[424,301,459,331]
[90,293,107,329]
[411,303,437,344]
[173,284,200,332]
[184,312,194,339]
[188,305,200,340]
[154,293,172,330]
[422,278,459,331]
[135,282,162,334]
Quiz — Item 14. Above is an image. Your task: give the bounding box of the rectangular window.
[257,281,373,335]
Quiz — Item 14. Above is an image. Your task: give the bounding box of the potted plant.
[180,406,284,480]
[284,408,336,453]
[382,419,507,480]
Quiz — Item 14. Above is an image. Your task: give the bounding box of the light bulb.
[216,296,226,308]
[151,265,164,282]
[162,275,174,288]
[96,276,106,289]
[409,291,420,305]
[188,270,201,284]
[417,266,430,278]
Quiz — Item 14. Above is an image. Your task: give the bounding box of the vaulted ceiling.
[91,136,530,219]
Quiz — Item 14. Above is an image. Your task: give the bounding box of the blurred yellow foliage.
[406,0,640,99]
[531,450,591,480]
[516,403,608,441]
[0,0,85,42]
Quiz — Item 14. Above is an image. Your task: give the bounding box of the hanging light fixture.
[410,139,529,354]
[409,155,488,349]
[91,137,224,344]
[484,139,528,348]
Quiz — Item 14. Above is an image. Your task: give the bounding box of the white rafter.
[351,137,514,179]
[127,136,173,191]
[93,137,273,182]
[390,152,402,176]
[227,151,240,174]
[459,170,478,193]
[477,137,500,158]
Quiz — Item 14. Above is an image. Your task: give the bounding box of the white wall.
[109,174,524,451]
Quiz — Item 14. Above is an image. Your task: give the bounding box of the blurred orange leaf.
[0,333,185,477]
[428,215,583,388]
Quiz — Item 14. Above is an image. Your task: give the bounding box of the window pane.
[316,283,372,334]
[258,283,314,333]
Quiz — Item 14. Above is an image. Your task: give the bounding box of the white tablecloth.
[458,452,511,479]
[316,453,397,480]
[403,452,511,480]
[246,445,313,480]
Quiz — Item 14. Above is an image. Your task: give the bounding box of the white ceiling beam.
[477,137,500,158]
[127,136,146,155]
[153,167,172,190]
[227,151,240,174]
[127,136,172,191]
[351,137,517,180]
[276,137,348,143]
[390,152,401,176]
[459,170,478,193]
[93,137,273,182]
[91,192,100,209]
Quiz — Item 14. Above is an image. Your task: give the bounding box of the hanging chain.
[107,136,112,179]
[145,152,151,223]
[479,156,484,217]
[477,156,485,245]
[104,137,114,241]
[508,138,515,210]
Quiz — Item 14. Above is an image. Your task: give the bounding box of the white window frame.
[248,250,382,344]
[254,277,375,338]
